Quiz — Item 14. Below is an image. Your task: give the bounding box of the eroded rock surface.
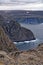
[9,43,43,65]
[0,26,18,53]
[0,42,43,65]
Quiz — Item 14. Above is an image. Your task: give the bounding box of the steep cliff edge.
[0,26,18,53]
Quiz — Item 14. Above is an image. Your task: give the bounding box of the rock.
[9,43,43,65]
[18,27,35,41]
[0,26,18,53]
[0,43,43,65]
[0,51,15,65]
[1,20,35,42]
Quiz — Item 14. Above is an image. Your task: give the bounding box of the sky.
[0,0,42,4]
[0,0,43,10]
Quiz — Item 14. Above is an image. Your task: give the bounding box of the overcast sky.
[0,0,43,10]
[0,0,43,4]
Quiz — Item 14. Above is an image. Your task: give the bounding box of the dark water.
[14,39,41,51]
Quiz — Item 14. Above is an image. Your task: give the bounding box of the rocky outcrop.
[0,43,43,65]
[1,20,35,42]
[0,51,15,65]
[0,26,18,53]
[9,43,43,65]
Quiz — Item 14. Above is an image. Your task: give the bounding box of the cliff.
[0,26,18,53]
[1,20,35,42]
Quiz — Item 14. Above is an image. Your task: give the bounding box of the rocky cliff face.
[9,43,43,65]
[0,19,35,42]
[0,26,18,53]
[0,43,43,65]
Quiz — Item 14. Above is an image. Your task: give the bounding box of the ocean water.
[14,39,41,51]
[14,23,43,51]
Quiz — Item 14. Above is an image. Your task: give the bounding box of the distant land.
[0,10,43,24]
[0,10,43,17]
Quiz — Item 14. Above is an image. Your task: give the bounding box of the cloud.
[0,0,43,10]
[0,3,43,10]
